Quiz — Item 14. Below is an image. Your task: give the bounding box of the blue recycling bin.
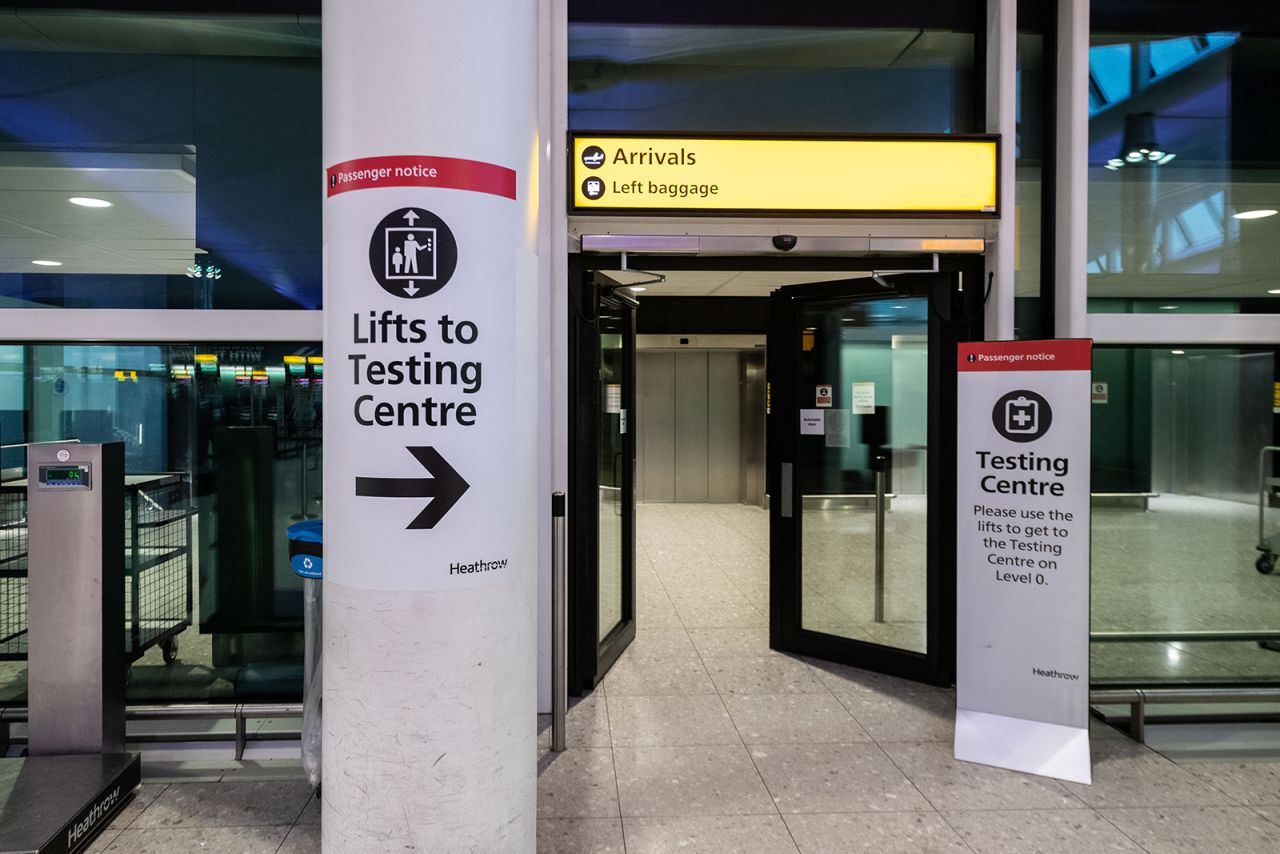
[287,520,323,787]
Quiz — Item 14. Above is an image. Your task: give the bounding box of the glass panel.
[798,295,929,653]
[1091,346,1280,684]
[568,25,977,134]
[1087,31,1280,310]
[598,316,625,642]
[0,13,321,310]
[0,342,321,706]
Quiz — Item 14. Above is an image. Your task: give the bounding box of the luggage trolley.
[0,472,194,664]
[1258,446,1280,575]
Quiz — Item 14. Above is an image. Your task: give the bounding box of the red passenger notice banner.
[957,339,1093,372]
[326,155,517,200]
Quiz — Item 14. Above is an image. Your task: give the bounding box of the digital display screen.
[39,464,91,488]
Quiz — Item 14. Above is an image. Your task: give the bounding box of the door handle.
[780,462,793,519]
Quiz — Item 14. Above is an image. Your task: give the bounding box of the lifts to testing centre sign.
[323,154,534,592]
[955,339,1093,785]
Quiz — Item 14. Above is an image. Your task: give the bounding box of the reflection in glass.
[1091,347,1280,684]
[0,343,322,705]
[798,296,929,653]
[598,322,625,642]
[1087,32,1280,309]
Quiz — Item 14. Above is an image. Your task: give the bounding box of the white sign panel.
[323,153,535,592]
[851,382,876,415]
[954,339,1093,785]
[799,410,825,435]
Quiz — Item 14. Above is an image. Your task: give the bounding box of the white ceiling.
[599,269,871,298]
[0,151,197,276]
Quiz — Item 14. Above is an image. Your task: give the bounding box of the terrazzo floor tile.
[833,687,955,743]
[749,742,932,814]
[943,808,1146,853]
[276,823,321,854]
[600,654,717,696]
[724,693,872,744]
[1176,760,1280,805]
[687,627,775,658]
[613,745,775,817]
[1098,805,1280,854]
[1062,738,1238,808]
[536,818,625,853]
[626,627,698,658]
[783,811,970,854]
[705,655,826,694]
[879,742,1083,811]
[606,694,740,747]
[536,748,620,818]
[93,825,293,853]
[129,780,315,828]
[622,814,800,854]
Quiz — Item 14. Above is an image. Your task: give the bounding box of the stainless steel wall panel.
[637,351,677,502]
[707,351,741,502]
[740,351,767,507]
[674,351,710,502]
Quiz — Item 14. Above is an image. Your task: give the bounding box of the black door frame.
[767,256,984,686]
[567,258,638,692]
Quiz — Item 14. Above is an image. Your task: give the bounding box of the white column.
[985,0,1017,341]
[321,1,538,850]
[1055,0,1090,338]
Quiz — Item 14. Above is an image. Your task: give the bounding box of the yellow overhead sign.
[571,134,998,216]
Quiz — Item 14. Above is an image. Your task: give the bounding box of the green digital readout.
[45,468,81,481]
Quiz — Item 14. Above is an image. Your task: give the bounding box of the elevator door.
[768,273,972,686]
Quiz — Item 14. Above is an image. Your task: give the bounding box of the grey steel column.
[1055,0,1090,338]
[551,492,567,752]
[984,0,1017,340]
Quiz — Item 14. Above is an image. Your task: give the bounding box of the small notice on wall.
[799,410,825,435]
[851,382,876,415]
[605,383,622,414]
[816,384,833,407]
[825,409,851,448]
[1091,382,1108,404]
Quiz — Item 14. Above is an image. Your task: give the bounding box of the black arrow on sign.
[355,446,469,529]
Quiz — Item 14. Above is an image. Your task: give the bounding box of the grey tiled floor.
[83,502,1280,852]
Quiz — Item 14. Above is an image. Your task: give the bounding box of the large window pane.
[0,14,321,310]
[1087,32,1280,311]
[1091,346,1280,684]
[569,25,978,134]
[0,342,322,705]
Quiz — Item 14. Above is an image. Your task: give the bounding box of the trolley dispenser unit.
[0,442,140,854]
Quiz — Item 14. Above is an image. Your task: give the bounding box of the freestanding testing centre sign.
[954,339,1093,785]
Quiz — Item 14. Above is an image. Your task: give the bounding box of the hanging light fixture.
[1105,112,1176,170]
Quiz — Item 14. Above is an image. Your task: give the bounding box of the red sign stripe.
[326,155,517,200]
[958,339,1092,372]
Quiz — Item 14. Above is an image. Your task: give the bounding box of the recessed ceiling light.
[1158,305,1178,310]
[1233,209,1277,220]
[1170,350,1185,355]
[31,259,62,266]
[629,286,646,293]
[892,304,906,309]
[68,196,112,208]
[1268,289,1280,295]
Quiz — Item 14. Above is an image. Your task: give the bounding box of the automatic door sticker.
[992,389,1052,443]
[368,207,457,299]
